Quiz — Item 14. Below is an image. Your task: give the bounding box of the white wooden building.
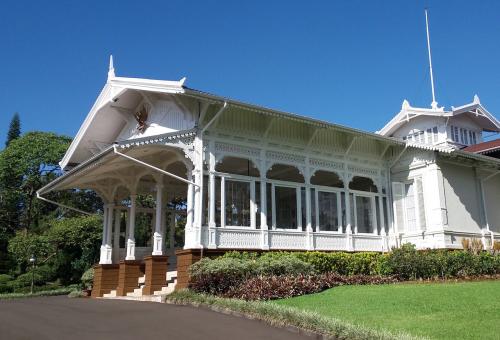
[37,60,500,295]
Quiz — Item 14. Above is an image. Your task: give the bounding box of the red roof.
[463,139,500,154]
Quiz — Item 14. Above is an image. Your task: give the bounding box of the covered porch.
[37,131,196,297]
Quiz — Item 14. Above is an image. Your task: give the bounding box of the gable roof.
[377,96,500,136]
[60,67,500,174]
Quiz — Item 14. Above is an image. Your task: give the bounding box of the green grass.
[275,281,500,340]
[0,287,76,300]
[167,290,422,340]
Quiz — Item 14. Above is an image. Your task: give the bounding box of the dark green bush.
[189,255,313,294]
[81,267,94,289]
[0,274,14,293]
[189,247,500,295]
[255,253,314,276]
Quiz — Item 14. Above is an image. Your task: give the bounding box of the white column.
[305,167,313,250]
[220,176,226,228]
[208,141,217,248]
[184,177,194,249]
[193,168,204,248]
[296,187,302,231]
[113,209,121,263]
[153,184,164,255]
[126,194,137,260]
[260,170,269,249]
[371,197,378,235]
[345,186,353,251]
[106,204,114,246]
[186,180,194,228]
[99,205,108,264]
[169,212,176,255]
[99,204,112,264]
[378,197,386,236]
[250,181,256,229]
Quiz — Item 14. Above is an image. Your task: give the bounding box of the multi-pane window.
[274,186,298,229]
[404,127,438,144]
[392,178,426,234]
[355,196,373,233]
[426,128,433,143]
[317,191,339,232]
[224,180,250,227]
[450,125,477,145]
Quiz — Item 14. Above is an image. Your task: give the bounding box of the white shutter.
[415,177,426,231]
[392,182,405,234]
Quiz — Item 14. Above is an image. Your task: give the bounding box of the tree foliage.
[0,131,103,286]
[0,131,71,234]
[5,112,21,147]
[7,215,102,285]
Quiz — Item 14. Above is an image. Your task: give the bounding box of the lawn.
[275,281,500,340]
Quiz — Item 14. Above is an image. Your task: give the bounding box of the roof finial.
[425,9,438,110]
[108,55,115,80]
[473,94,480,104]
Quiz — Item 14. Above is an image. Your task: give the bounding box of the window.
[404,183,417,233]
[426,128,432,144]
[432,127,438,143]
[274,186,298,229]
[317,191,339,232]
[452,126,459,142]
[355,196,373,233]
[224,180,250,227]
[472,131,477,144]
[463,129,469,144]
[418,131,424,143]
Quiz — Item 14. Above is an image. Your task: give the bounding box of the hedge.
[189,245,500,299]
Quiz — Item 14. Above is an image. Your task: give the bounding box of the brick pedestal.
[142,255,168,295]
[116,260,143,296]
[175,249,229,290]
[91,264,119,298]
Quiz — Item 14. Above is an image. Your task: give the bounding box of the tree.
[0,132,71,233]
[5,113,20,147]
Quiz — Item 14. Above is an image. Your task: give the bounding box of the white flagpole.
[425,9,438,110]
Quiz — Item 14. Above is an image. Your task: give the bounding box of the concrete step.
[166,270,177,282]
[103,290,117,298]
[153,284,175,296]
[102,295,164,303]
[126,287,143,297]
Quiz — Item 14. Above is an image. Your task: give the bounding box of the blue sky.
[1,1,499,144]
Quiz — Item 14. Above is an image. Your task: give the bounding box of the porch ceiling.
[38,145,189,201]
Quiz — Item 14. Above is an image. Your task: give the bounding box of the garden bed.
[188,246,500,300]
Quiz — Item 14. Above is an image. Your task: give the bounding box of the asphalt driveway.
[0,296,310,340]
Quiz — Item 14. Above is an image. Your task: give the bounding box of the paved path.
[0,296,310,340]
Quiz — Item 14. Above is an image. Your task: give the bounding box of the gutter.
[37,146,114,196]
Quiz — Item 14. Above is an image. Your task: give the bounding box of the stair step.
[166,271,177,281]
[103,290,117,298]
[126,287,143,297]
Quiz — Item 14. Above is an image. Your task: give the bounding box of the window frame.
[312,184,343,233]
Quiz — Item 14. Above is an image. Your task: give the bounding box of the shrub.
[189,255,313,295]
[255,253,314,276]
[0,274,14,293]
[189,257,255,295]
[190,248,500,296]
[81,267,94,289]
